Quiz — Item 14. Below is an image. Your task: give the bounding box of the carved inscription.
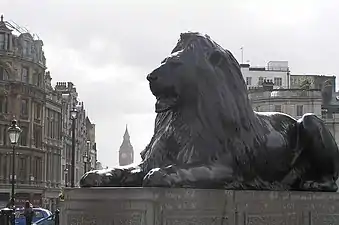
[165,216,228,225]
[113,214,143,225]
[68,213,144,225]
[68,214,97,225]
[247,214,298,225]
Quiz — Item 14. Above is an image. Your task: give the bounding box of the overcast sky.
[1,0,339,167]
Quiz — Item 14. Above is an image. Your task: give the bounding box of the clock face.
[121,153,127,159]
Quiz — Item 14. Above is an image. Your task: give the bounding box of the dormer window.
[22,40,30,56]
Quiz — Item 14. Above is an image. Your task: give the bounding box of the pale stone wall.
[61,187,339,225]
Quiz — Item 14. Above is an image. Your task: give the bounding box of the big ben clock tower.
[119,125,134,166]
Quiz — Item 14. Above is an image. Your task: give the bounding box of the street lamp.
[70,107,77,188]
[7,119,21,207]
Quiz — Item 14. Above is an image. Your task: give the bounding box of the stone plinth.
[60,187,339,225]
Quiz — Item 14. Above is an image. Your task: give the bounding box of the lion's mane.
[140,32,265,177]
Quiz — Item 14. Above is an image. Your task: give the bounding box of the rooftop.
[0,14,41,40]
[240,60,289,72]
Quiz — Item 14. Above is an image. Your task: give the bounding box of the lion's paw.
[301,180,337,192]
[80,169,121,187]
[142,168,175,187]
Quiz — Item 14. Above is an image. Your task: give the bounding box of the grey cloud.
[2,0,339,166]
[78,79,154,119]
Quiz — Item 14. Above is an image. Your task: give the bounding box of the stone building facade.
[241,61,290,89]
[86,117,97,172]
[249,89,323,119]
[74,102,88,182]
[248,87,339,147]
[241,60,336,92]
[0,16,58,208]
[43,72,63,210]
[55,82,97,187]
[290,74,336,91]
[54,82,78,187]
[0,16,97,209]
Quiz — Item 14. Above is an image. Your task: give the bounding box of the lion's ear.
[209,50,224,67]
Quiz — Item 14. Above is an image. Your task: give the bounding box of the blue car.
[15,207,52,225]
[32,213,57,225]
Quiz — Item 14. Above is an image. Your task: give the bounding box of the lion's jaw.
[155,96,178,113]
[150,83,179,113]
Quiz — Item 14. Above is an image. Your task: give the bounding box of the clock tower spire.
[119,125,134,166]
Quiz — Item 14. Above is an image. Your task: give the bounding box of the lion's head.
[147,32,254,124]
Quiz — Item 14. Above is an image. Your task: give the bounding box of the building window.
[0,66,8,80]
[34,103,41,119]
[20,126,28,146]
[45,108,49,137]
[0,67,3,80]
[21,99,28,115]
[32,71,39,86]
[290,77,295,85]
[21,67,29,83]
[274,77,282,86]
[0,33,5,50]
[18,157,26,183]
[33,125,42,148]
[3,126,7,146]
[274,105,282,112]
[0,97,7,113]
[33,157,42,182]
[258,77,264,85]
[297,105,303,116]
[246,77,252,85]
[38,73,42,87]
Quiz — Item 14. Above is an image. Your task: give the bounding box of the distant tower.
[119,125,134,166]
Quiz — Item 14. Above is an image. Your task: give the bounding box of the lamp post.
[83,141,91,173]
[63,168,68,187]
[7,119,21,208]
[83,153,88,173]
[70,107,77,188]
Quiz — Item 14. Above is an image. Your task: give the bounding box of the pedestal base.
[61,187,339,225]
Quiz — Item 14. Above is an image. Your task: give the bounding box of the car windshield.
[15,209,46,219]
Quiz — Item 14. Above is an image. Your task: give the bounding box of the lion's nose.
[147,73,158,82]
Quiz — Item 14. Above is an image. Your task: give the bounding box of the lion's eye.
[169,61,183,68]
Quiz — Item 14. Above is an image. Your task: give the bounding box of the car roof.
[16,207,52,213]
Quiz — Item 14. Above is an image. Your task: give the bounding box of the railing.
[249,89,322,100]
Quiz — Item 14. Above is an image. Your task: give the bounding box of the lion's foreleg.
[142,164,234,188]
[80,164,146,187]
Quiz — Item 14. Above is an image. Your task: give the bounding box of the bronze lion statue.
[80,32,339,191]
